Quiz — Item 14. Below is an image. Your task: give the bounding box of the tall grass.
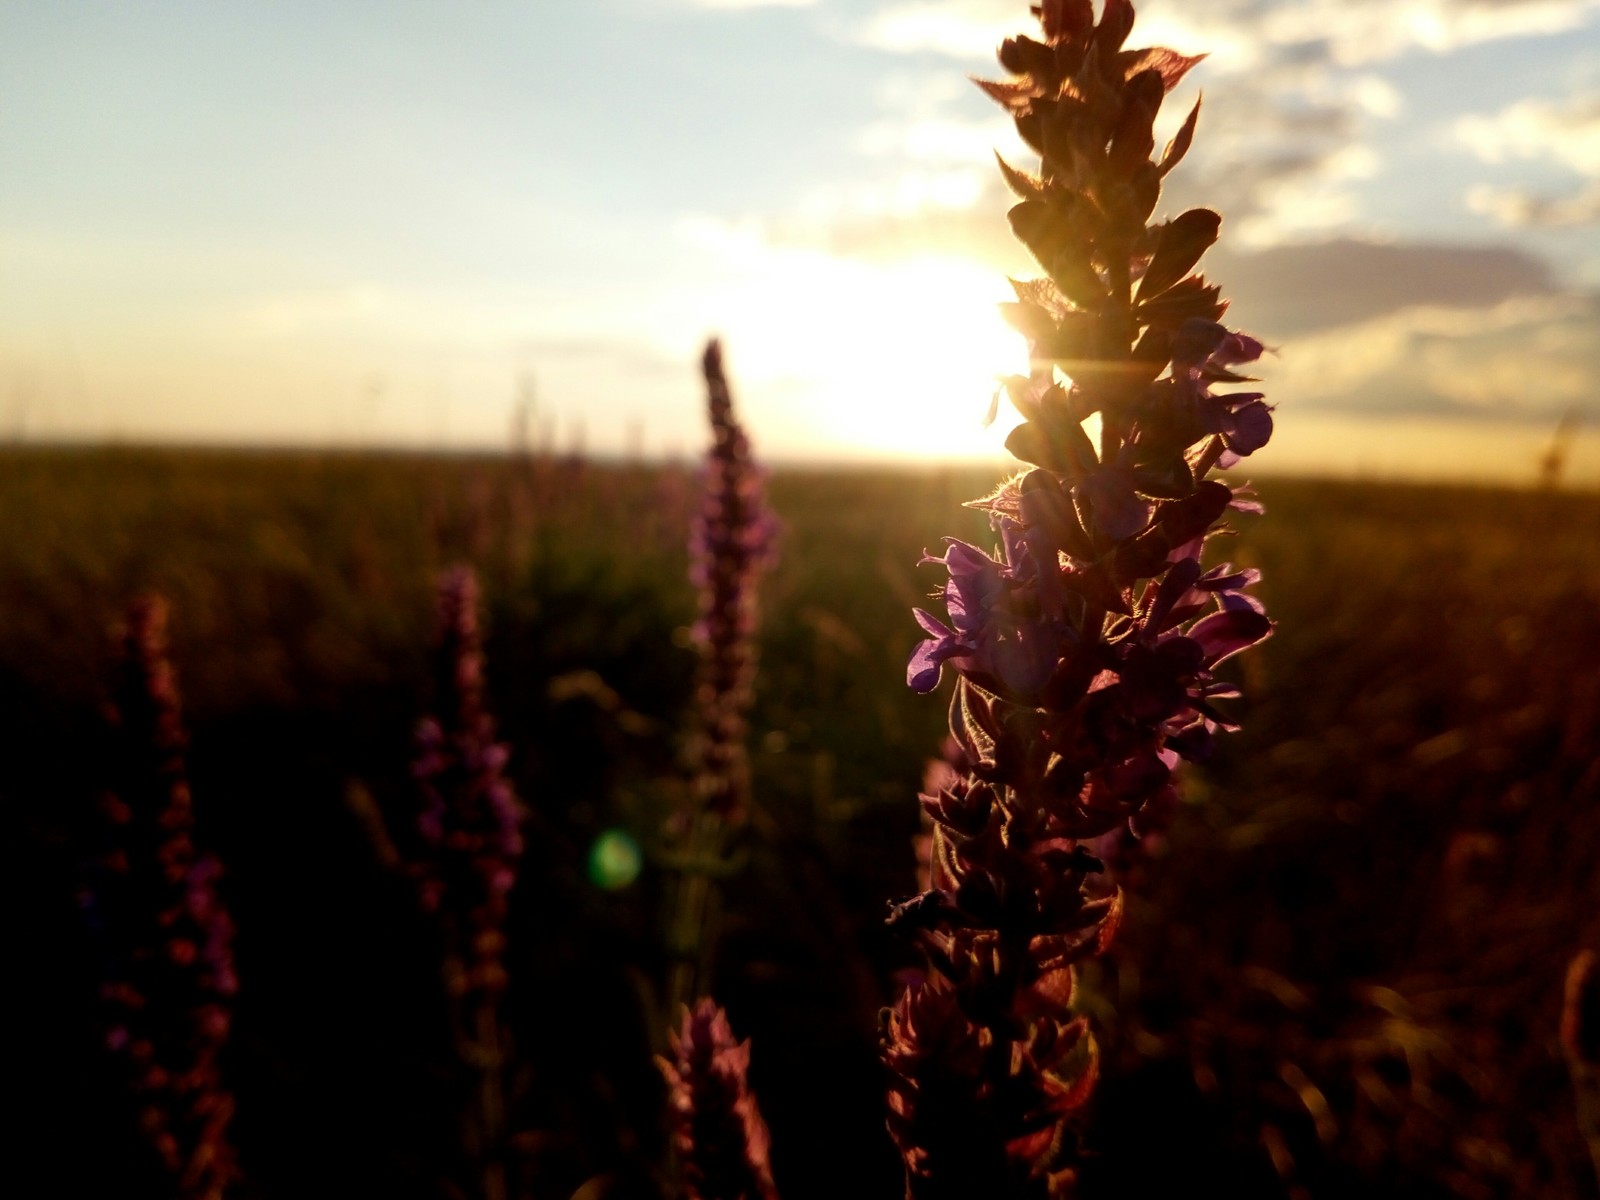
[5,446,1597,1197]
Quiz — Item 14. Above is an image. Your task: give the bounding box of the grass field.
[5,447,1598,1199]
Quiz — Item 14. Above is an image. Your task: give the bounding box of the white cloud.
[1233,143,1382,245]
[1237,0,1597,66]
[1265,291,1600,418]
[1467,179,1600,225]
[1459,92,1600,224]
[850,0,1599,68]
[1347,74,1405,120]
[1458,93,1600,176]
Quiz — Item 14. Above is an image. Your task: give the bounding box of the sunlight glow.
[698,248,1032,461]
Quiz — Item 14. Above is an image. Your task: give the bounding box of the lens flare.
[587,828,642,890]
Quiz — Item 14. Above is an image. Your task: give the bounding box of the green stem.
[446,951,509,1200]
[474,993,509,1200]
[666,810,725,1019]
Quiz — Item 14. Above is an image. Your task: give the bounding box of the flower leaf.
[973,76,1037,114]
[1096,0,1135,56]
[1136,209,1222,302]
[1158,95,1202,177]
[1118,47,1208,92]
[995,151,1047,200]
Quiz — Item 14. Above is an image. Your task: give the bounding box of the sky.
[2,0,1599,482]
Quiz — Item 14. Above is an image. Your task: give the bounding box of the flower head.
[885,1,1277,1192]
[85,595,238,1200]
[661,999,781,1200]
[413,565,524,1001]
[690,339,779,824]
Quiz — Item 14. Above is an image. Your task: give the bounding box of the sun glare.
[712,252,1032,462]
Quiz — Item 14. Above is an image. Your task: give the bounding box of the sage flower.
[414,564,524,968]
[85,595,238,1200]
[667,341,779,1014]
[883,2,1275,1193]
[661,999,781,1200]
[689,338,778,825]
[412,565,524,1200]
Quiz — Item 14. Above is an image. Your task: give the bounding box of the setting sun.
[701,250,1031,462]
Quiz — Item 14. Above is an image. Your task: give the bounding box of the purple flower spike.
[661,999,781,1200]
[690,339,778,825]
[885,3,1278,1193]
[412,565,524,1200]
[414,565,525,980]
[666,341,780,1035]
[86,595,238,1200]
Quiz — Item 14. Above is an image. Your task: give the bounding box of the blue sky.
[2,0,1598,480]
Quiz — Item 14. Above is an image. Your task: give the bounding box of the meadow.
[5,446,1598,1199]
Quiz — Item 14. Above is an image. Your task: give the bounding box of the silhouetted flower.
[885,1,1276,1193]
[661,999,780,1200]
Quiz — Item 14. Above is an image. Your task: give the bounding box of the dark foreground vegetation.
[5,447,1597,1198]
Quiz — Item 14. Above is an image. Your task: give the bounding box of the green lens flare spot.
[588,829,642,890]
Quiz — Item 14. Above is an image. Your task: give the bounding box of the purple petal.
[1078,466,1153,541]
[907,630,967,692]
[1145,557,1202,634]
[1214,332,1264,366]
[1189,608,1272,665]
[937,538,995,577]
[1228,485,1265,515]
[908,642,949,692]
[1197,563,1260,592]
[1222,400,1273,455]
[1172,317,1228,365]
[1219,590,1267,616]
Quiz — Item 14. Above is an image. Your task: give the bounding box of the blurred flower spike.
[85,595,238,1200]
[885,1,1275,1194]
[661,999,781,1200]
[413,564,524,1001]
[412,564,526,1200]
[689,338,779,826]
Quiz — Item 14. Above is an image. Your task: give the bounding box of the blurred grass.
[3,447,1596,1199]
